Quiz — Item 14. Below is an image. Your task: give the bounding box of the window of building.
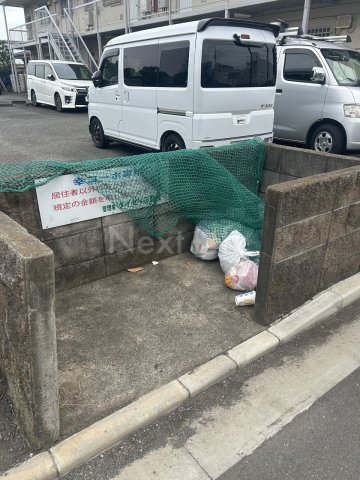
[124,44,158,87]
[201,40,276,88]
[100,50,119,86]
[35,64,45,79]
[283,51,321,82]
[158,42,189,87]
[103,0,123,7]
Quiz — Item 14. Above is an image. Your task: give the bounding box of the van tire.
[90,118,109,148]
[54,93,63,112]
[309,123,345,154]
[161,133,185,152]
[31,90,39,107]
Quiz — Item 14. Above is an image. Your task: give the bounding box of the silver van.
[274,33,360,154]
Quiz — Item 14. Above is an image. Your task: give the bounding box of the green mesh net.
[0,138,266,249]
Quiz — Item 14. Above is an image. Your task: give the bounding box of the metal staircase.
[35,5,98,71]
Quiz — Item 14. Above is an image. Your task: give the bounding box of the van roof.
[28,60,84,65]
[106,17,280,47]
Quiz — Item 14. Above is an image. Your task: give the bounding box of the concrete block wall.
[256,161,360,325]
[0,191,194,291]
[0,211,59,449]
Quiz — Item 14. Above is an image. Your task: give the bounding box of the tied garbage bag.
[190,225,219,261]
[225,260,259,291]
[218,230,259,273]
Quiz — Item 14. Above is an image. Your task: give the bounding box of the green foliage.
[0,40,11,76]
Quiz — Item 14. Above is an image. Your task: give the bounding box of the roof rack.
[270,19,352,45]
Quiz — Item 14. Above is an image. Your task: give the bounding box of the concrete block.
[178,355,237,397]
[320,253,360,291]
[264,245,326,324]
[227,331,279,367]
[275,174,339,227]
[105,245,154,276]
[334,168,359,208]
[272,212,331,262]
[0,190,41,237]
[0,212,59,449]
[264,143,282,172]
[103,222,152,254]
[280,149,328,178]
[51,381,189,476]
[260,204,278,256]
[347,201,360,231]
[324,230,360,268]
[330,272,360,307]
[329,206,349,240]
[1,452,58,480]
[268,290,342,343]
[45,229,104,268]
[154,231,193,261]
[326,155,360,172]
[279,173,297,183]
[254,252,272,325]
[260,170,280,194]
[39,218,102,241]
[55,257,107,291]
[101,207,149,227]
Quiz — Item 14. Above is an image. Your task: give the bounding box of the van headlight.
[343,104,360,118]
[62,86,76,93]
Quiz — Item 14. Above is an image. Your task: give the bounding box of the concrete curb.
[2,272,360,480]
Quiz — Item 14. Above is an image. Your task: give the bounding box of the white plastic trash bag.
[225,260,259,291]
[219,230,259,273]
[190,225,219,261]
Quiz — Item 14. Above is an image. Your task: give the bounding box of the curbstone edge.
[1,452,58,480]
[178,355,237,397]
[227,330,279,367]
[50,380,189,477]
[330,272,360,308]
[268,290,343,344]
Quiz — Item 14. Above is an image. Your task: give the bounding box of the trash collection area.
[56,251,265,437]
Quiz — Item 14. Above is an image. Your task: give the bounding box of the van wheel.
[31,90,39,107]
[161,133,185,152]
[310,123,345,154]
[90,118,109,148]
[54,93,63,112]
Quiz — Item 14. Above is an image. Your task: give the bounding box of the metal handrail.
[64,8,98,70]
[34,5,77,63]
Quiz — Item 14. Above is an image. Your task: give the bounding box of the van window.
[158,42,189,88]
[100,54,119,86]
[284,52,321,82]
[45,64,53,79]
[52,63,92,80]
[322,48,360,86]
[124,44,158,87]
[201,40,276,88]
[27,63,35,76]
[35,64,45,79]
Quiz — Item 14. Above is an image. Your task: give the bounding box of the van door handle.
[124,91,129,103]
[276,89,283,94]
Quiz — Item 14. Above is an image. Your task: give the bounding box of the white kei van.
[274,31,360,153]
[27,60,93,112]
[88,18,280,151]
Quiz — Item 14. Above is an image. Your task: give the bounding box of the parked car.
[88,18,280,151]
[274,31,360,154]
[27,60,93,112]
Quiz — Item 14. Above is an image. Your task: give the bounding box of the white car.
[27,60,93,112]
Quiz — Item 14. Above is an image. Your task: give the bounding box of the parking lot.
[0,103,145,163]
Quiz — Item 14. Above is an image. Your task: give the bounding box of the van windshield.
[53,63,92,81]
[201,40,276,88]
[322,48,360,86]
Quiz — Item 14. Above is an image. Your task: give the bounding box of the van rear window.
[201,40,276,88]
[27,63,35,76]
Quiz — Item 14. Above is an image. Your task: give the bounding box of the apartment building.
[1,0,359,73]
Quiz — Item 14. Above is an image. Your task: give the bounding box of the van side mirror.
[311,67,326,84]
[92,70,103,88]
[47,74,55,81]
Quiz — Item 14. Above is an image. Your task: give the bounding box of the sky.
[0,6,25,41]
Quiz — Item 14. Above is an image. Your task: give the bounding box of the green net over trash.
[0,138,266,248]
